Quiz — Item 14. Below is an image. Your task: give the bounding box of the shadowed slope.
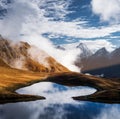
[0,58,10,68]
[75,47,120,78]
[45,72,120,90]
[44,72,120,103]
[73,89,120,104]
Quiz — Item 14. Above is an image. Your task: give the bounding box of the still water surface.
[0,82,120,119]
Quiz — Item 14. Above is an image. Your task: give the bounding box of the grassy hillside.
[0,58,119,104]
[0,38,69,73]
[0,59,48,103]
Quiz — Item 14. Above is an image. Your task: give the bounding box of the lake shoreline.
[0,66,120,104]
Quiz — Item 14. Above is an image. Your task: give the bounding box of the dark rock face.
[75,47,120,78]
[0,58,10,67]
[0,38,29,62]
[56,45,66,50]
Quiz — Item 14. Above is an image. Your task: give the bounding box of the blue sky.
[0,0,120,48]
[44,0,120,46]
[0,0,120,71]
[36,0,119,48]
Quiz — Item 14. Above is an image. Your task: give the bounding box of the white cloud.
[28,46,50,67]
[0,0,6,9]
[95,105,120,119]
[1,0,120,40]
[0,0,41,39]
[56,49,80,72]
[0,0,81,72]
[91,0,120,23]
[0,0,119,72]
[23,34,80,72]
[63,39,116,52]
[81,39,116,52]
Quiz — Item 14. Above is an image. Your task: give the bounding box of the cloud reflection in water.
[0,82,119,119]
[17,82,96,104]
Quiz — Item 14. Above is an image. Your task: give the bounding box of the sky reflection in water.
[0,82,119,119]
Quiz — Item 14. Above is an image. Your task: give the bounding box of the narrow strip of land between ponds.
[0,66,120,104]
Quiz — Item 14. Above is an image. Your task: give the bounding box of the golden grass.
[0,58,70,104]
[0,67,48,91]
[0,59,119,104]
[0,63,49,103]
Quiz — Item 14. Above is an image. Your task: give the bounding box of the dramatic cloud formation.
[0,0,81,71]
[0,0,119,71]
[81,39,116,52]
[1,0,120,40]
[91,0,120,23]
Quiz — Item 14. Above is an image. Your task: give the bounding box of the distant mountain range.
[56,42,120,78]
[56,42,92,58]
[0,37,69,73]
[75,44,120,78]
[76,43,93,58]
[1,36,119,78]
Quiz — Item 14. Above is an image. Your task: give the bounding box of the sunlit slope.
[0,38,69,73]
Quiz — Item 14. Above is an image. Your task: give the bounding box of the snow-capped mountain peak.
[94,47,109,57]
[76,42,92,58]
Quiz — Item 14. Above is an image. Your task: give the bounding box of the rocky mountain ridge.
[75,47,120,78]
[0,37,69,73]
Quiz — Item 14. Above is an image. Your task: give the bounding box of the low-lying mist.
[0,0,81,72]
[24,35,80,72]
